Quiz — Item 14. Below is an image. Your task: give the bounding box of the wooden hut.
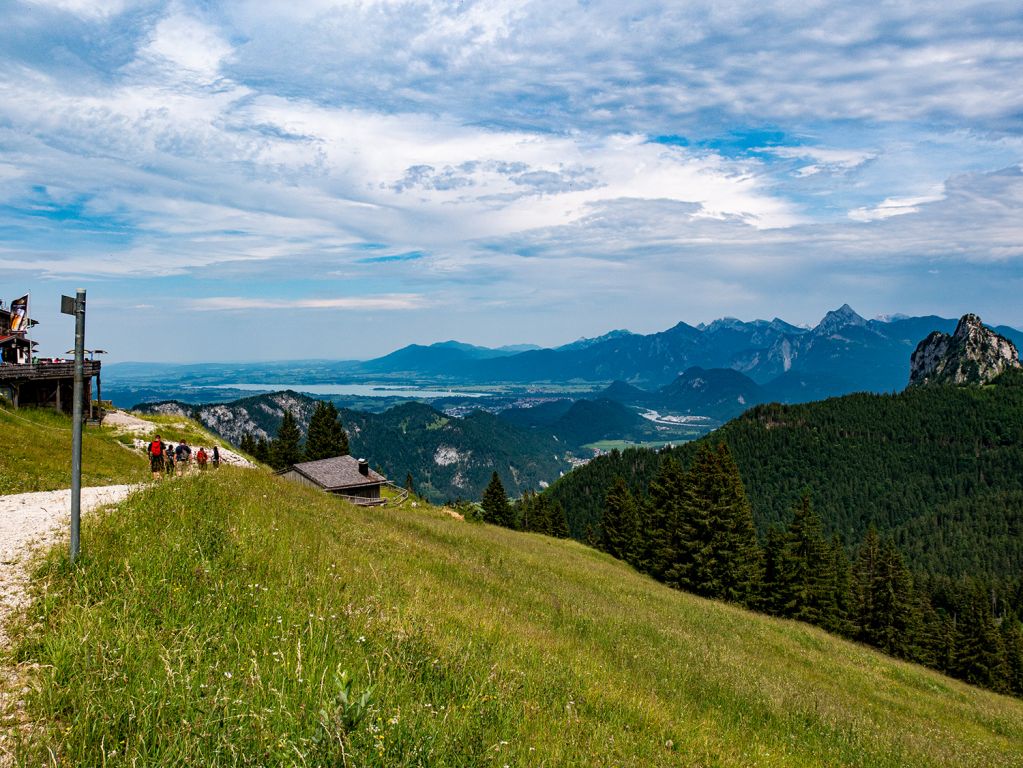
[278,456,388,505]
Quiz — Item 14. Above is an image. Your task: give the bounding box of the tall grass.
[0,406,146,493]
[10,469,1023,766]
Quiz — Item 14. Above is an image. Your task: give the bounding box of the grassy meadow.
[0,405,147,493]
[8,468,1023,767]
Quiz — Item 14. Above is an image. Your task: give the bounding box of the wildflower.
[358,635,366,643]
[224,672,232,679]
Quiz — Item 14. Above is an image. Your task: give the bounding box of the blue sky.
[2,0,1022,362]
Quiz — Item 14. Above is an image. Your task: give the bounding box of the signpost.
[61,289,86,563]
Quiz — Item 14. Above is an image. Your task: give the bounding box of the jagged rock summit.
[909,313,1021,387]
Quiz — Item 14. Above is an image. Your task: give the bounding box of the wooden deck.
[0,360,103,417]
[0,360,101,381]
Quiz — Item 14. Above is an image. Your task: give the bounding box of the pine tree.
[518,491,547,534]
[780,492,835,626]
[602,476,638,561]
[953,583,1009,692]
[639,456,686,582]
[826,534,854,637]
[854,531,917,658]
[1001,615,1023,696]
[481,471,515,528]
[706,444,762,606]
[405,472,416,496]
[304,401,349,461]
[239,431,256,456]
[549,499,570,539]
[253,436,270,464]
[759,525,789,615]
[271,410,303,471]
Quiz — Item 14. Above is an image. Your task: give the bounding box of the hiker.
[196,447,208,470]
[165,444,176,476]
[147,434,165,479]
[211,445,220,468]
[175,440,192,476]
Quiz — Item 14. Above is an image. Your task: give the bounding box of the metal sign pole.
[65,289,86,563]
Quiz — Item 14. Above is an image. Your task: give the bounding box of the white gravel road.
[0,484,138,638]
[0,484,138,764]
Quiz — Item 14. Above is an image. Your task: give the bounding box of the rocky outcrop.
[909,313,1020,387]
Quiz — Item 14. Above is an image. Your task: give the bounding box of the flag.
[9,294,28,332]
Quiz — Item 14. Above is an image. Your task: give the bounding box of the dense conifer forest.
[541,369,1023,697]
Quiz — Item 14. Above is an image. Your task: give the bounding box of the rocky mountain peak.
[908,313,1021,387]
[814,304,867,335]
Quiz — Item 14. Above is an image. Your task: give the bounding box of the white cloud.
[138,12,234,84]
[848,190,946,222]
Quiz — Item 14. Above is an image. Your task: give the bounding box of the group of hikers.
[147,434,221,480]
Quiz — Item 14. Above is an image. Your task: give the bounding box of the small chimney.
[358,459,369,476]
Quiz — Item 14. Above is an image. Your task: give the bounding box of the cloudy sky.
[2,0,1022,361]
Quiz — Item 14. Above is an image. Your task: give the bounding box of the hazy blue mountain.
[357,340,519,375]
[657,366,763,420]
[556,329,635,351]
[113,308,1023,414]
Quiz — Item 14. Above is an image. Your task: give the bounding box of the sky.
[2,0,1022,362]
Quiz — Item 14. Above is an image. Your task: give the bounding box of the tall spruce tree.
[854,531,917,658]
[239,431,256,456]
[602,476,638,561]
[481,471,515,528]
[253,436,271,464]
[780,493,836,626]
[639,456,686,582]
[953,584,1009,692]
[304,401,349,461]
[549,499,570,539]
[760,525,789,615]
[271,410,303,471]
[1001,615,1023,696]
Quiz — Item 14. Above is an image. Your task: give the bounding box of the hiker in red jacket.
[147,434,165,480]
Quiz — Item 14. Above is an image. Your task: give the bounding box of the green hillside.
[547,369,1023,580]
[0,405,147,493]
[8,469,1023,766]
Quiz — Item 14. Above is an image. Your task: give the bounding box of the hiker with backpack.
[212,446,220,468]
[147,434,165,479]
[175,441,192,476]
[196,447,208,470]
[165,444,176,476]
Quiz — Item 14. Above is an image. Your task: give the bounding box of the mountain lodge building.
[0,298,104,420]
[278,455,388,505]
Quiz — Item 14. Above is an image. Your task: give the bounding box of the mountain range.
[330,306,1023,394]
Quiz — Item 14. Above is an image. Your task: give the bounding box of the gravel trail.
[0,484,138,763]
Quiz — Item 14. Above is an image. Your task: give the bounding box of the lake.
[206,383,487,398]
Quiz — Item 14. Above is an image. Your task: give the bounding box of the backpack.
[149,440,163,457]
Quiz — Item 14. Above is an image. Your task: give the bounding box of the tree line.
[240,402,349,470]
[476,471,571,538]
[598,443,1023,698]
[546,369,1023,582]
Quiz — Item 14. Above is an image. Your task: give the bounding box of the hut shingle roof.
[289,455,387,491]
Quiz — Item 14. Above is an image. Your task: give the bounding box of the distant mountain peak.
[874,312,910,323]
[814,304,867,335]
[909,313,1021,387]
[557,329,634,351]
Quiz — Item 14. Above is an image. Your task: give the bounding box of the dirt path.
[0,484,138,764]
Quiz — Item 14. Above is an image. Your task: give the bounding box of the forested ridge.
[547,368,1023,580]
[539,369,1023,697]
